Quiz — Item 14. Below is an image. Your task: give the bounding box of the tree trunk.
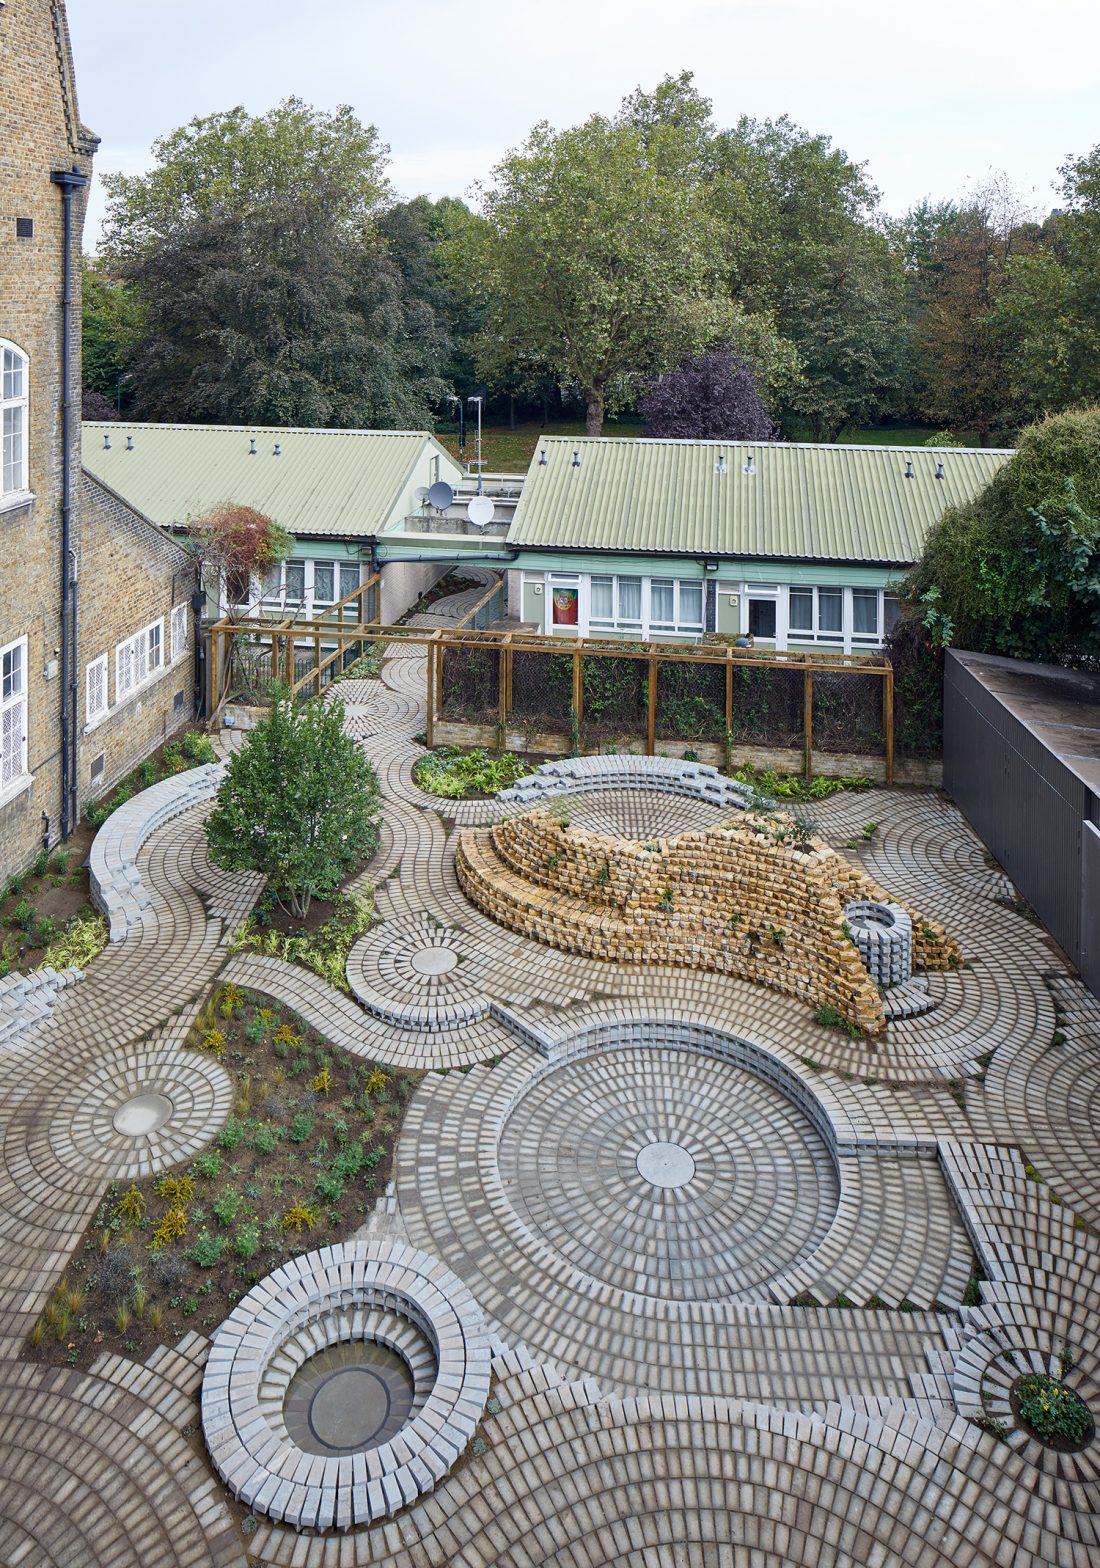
[584,384,605,436]
[509,393,515,430]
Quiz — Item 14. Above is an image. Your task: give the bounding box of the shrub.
[314,1171,344,1202]
[191,1229,226,1268]
[217,1116,245,1150]
[205,689,381,917]
[212,1189,242,1226]
[281,1201,320,1232]
[249,1124,278,1154]
[288,1112,314,1143]
[182,730,217,764]
[10,897,34,931]
[150,1207,188,1250]
[233,1219,261,1258]
[199,1027,227,1055]
[38,913,108,973]
[192,1151,221,1180]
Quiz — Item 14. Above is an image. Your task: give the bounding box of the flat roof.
[507,437,1012,565]
[82,422,459,537]
[950,650,1100,795]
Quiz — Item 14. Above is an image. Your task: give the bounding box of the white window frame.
[115,618,164,703]
[785,585,883,651]
[0,634,30,804]
[1,339,30,504]
[85,652,108,727]
[170,603,188,663]
[584,573,705,639]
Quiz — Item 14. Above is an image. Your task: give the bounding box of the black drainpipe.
[51,165,87,840]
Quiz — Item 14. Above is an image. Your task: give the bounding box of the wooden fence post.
[647,652,657,756]
[884,663,895,786]
[725,646,734,744]
[498,633,511,750]
[803,667,814,779]
[313,634,321,697]
[572,643,584,733]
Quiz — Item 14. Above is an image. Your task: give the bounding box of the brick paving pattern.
[0,576,1096,1565]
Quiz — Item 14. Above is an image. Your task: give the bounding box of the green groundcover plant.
[413,746,534,799]
[1014,1373,1093,1444]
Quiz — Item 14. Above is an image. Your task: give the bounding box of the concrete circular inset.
[636,1140,696,1189]
[409,945,459,976]
[111,1092,173,1137]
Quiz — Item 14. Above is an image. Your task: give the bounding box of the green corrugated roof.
[506,437,1012,565]
[82,422,460,537]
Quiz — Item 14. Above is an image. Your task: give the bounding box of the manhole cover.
[111,1092,173,1137]
[410,946,459,976]
[636,1141,696,1189]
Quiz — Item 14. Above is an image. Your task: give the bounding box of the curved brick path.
[0,576,1097,1565]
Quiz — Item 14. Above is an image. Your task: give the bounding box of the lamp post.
[448,394,465,460]
[467,395,484,495]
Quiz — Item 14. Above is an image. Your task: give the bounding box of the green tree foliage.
[456,100,791,434]
[100,100,449,428]
[995,146,1100,415]
[909,178,1036,446]
[903,407,1100,662]
[81,259,144,407]
[204,690,380,917]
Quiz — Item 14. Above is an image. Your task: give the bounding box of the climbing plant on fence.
[440,644,499,723]
[581,651,648,740]
[655,659,726,743]
[812,670,885,755]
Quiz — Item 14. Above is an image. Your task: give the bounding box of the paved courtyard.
[0,579,1098,1565]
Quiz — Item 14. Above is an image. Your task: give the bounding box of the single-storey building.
[373,435,1013,651]
[82,423,465,624]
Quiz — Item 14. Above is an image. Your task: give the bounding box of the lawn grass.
[26,982,419,1370]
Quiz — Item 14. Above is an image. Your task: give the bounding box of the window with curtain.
[817,588,843,634]
[617,577,642,625]
[678,582,704,627]
[284,560,306,602]
[590,575,614,621]
[852,589,879,636]
[313,562,335,602]
[1,342,28,498]
[650,579,675,624]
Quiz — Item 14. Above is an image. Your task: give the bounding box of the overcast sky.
[69,0,1100,246]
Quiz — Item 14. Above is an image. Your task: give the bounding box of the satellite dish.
[466,495,494,528]
[427,480,455,511]
[414,485,430,504]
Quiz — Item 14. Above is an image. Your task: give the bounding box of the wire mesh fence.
[440,643,500,724]
[812,669,886,755]
[511,650,573,729]
[654,658,727,744]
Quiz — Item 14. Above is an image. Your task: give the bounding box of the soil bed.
[24,981,420,1371]
[1010,1374,1096,1452]
[0,820,97,973]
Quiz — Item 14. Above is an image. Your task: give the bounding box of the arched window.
[1,340,29,499]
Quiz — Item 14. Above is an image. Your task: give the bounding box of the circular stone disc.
[410,946,459,976]
[636,1141,696,1189]
[309,1366,398,1450]
[111,1092,173,1137]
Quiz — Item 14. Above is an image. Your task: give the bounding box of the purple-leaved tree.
[640,346,776,440]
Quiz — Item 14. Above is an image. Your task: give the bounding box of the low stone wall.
[89,764,224,941]
[0,966,83,1051]
[457,805,959,1034]
[497,753,760,812]
[433,720,942,788]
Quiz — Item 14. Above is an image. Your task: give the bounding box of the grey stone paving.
[0,577,1098,1566]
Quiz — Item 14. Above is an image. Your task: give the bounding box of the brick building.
[0,0,194,881]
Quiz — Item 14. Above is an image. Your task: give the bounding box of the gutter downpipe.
[51,165,87,841]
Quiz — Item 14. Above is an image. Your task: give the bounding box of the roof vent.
[742,454,754,477]
[539,448,547,466]
[273,443,281,456]
[904,459,914,479]
[571,448,580,468]
[102,433,110,450]
[126,435,134,450]
[249,438,257,455]
[714,453,727,475]
[935,461,945,480]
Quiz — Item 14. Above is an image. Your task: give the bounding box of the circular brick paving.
[560,788,734,840]
[497,1046,839,1302]
[202,1237,491,1531]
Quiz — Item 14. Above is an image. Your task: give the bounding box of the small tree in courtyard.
[205,690,379,917]
[188,502,292,606]
[640,346,776,440]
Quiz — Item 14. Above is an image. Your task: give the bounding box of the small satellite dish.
[466,495,494,528]
[414,485,430,504]
[427,480,455,511]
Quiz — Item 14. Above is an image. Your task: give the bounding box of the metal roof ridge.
[533,434,1015,455]
[80,421,432,437]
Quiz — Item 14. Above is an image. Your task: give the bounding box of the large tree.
[994,146,1100,416]
[100,100,450,428]
[910,177,1035,445]
[82,259,144,410]
[461,109,790,434]
[640,346,775,440]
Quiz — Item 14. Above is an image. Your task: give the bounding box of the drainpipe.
[51,165,87,840]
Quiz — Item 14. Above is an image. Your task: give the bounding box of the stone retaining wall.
[89,764,224,941]
[457,806,959,1034]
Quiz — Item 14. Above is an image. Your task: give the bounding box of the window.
[748,599,776,638]
[85,653,107,723]
[313,562,334,603]
[260,564,281,599]
[617,577,642,626]
[788,585,861,643]
[883,594,900,635]
[549,575,580,627]
[339,562,361,601]
[284,559,306,603]
[1,341,28,498]
[116,619,163,700]
[852,589,879,639]
[650,579,675,625]
[588,575,701,636]
[818,588,843,635]
[789,589,813,632]
[226,565,250,606]
[590,575,614,621]
[170,603,188,662]
[1,635,28,794]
